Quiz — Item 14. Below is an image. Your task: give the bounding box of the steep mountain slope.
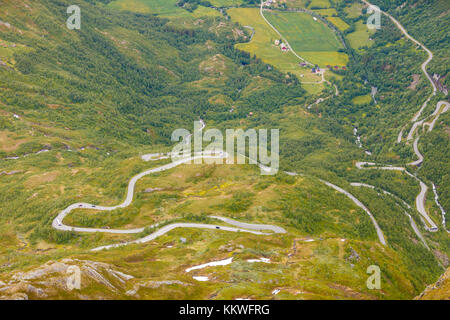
[0,0,448,300]
[415,267,450,300]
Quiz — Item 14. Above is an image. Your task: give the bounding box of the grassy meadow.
[264,11,348,66]
[228,8,325,92]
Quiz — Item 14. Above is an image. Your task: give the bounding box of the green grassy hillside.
[0,0,448,300]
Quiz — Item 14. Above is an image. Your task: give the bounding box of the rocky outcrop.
[0,259,135,300]
[0,258,198,300]
[415,268,450,300]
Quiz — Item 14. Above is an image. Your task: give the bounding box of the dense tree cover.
[0,0,303,151]
[313,6,431,158]
[177,0,213,12]
[420,111,450,219]
[367,0,449,87]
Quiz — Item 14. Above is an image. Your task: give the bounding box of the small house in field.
[274,39,280,46]
[342,66,347,70]
[312,68,316,73]
[280,43,288,51]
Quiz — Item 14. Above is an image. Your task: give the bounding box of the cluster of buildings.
[274,39,288,52]
[263,0,276,7]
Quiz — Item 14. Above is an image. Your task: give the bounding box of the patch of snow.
[186,257,233,272]
[193,276,209,282]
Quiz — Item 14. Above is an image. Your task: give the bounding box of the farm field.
[264,11,348,66]
[312,8,338,16]
[282,0,309,9]
[326,17,350,31]
[344,2,364,19]
[307,0,331,9]
[228,8,324,92]
[346,20,375,50]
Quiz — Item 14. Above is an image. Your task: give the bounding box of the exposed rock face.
[415,268,450,300]
[0,259,135,300]
[0,258,196,300]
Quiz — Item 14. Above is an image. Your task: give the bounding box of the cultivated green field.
[312,8,338,16]
[308,0,331,9]
[264,11,348,66]
[347,20,375,50]
[228,8,324,92]
[344,2,364,19]
[326,16,350,31]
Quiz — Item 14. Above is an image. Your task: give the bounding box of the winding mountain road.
[52,151,228,234]
[53,150,287,252]
[320,179,386,245]
[53,2,450,252]
[355,162,438,232]
[358,1,448,233]
[350,182,429,249]
[91,222,277,252]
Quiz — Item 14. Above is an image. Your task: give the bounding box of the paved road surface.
[210,215,286,234]
[355,162,438,231]
[320,179,386,245]
[53,150,287,251]
[53,151,228,234]
[92,222,271,252]
[351,183,428,249]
